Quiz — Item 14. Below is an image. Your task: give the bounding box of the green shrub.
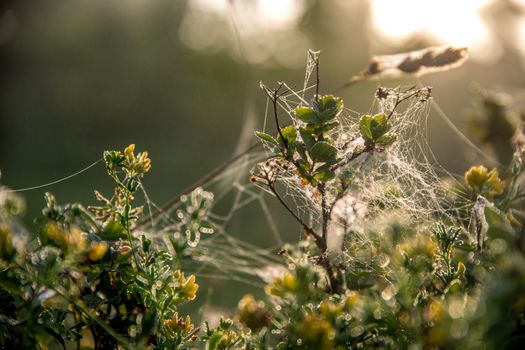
[1,54,524,350]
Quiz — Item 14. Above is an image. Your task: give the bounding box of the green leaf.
[320,121,339,133]
[100,220,126,240]
[297,159,311,173]
[376,134,396,146]
[309,141,337,164]
[295,107,320,124]
[299,127,315,150]
[359,115,373,140]
[207,332,224,350]
[296,143,308,162]
[313,164,335,182]
[370,113,391,139]
[312,95,343,121]
[277,125,297,148]
[141,235,151,253]
[255,131,278,146]
[359,113,391,141]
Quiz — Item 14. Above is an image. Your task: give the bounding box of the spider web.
[136,51,468,293]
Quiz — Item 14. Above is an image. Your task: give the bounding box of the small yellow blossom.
[345,291,360,308]
[122,144,151,177]
[295,313,335,350]
[124,144,135,159]
[214,330,239,349]
[47,224,87,251]
[88,241,108,262]
[265,272,298,297]
[424,299,444,323]
[174,271,199,301]
[464,165,505,197]
[164,312,194,337]
[238,294,271,331]
[320,299,342,320]
[457,261,466,275]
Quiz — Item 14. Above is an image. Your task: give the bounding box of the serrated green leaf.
[295,107,320,124]
[255,131,279,146]
[312,95,343,121]
[309,141,337,164]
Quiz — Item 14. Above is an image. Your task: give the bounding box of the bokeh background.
[1,0,525,313]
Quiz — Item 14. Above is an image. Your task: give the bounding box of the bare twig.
[261,82,289,151]
[267,182,319,241]
[309,50,320,99]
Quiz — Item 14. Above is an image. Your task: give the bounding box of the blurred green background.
[1,0,525,314]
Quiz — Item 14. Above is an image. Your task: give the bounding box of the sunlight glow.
[371,0,493,61]
[180,0,307,67]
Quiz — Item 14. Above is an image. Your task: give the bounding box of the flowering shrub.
[0,145,202,349]
[1,58,525,349]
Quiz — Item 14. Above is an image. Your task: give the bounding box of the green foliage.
[1,57,525,350]
[0,145,201,349]
[359,113,396,146]
[242,68,525,349]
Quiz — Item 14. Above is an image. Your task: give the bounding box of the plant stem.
[268,183,319,240]
[319,184,341,293]
[269,178,341,293]
[262,83,288,151]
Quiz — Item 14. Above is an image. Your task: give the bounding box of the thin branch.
[387,86,425,120]
[309,50,320,99]
[261,82,289,151]
[330,144,374,172]
[267,183,320,241]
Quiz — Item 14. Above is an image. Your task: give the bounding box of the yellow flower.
[122,144,152,177]
[174,271,199,301]
[164,312,194,337]
[457,261,466,275]
[87,241,108,262]
[464,165,505,197]
[214,330,239,349]
[238,294,271,331]
[124,144,135,159]
[424,299,444,323]
[265,272,298,297]
[46,224,87,251]
[345,291,360,308]
[320,299,342,320]
[295,313,335,350]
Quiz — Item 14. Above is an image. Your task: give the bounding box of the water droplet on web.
[381,285,395,300]
[186,229,200,248]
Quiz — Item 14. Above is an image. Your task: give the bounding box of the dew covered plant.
[1,50,525,349]
[0,145,204,349]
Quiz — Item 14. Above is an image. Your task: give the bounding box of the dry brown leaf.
[336,46,469,91]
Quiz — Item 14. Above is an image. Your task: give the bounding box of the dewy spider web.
[136,51,466,290]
